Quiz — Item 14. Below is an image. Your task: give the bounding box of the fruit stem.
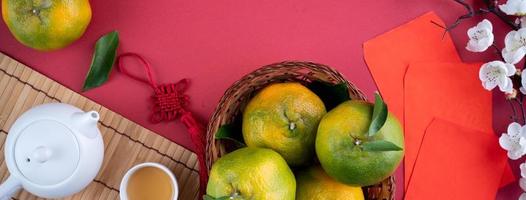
[229,183,243,200]
[289,122,296,131]
[354,139,362,146]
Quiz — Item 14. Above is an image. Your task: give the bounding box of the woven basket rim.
[204,61,395,200]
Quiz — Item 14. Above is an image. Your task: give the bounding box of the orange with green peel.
[296,166,364,200]
[206,147,296,200]
[316,100,404,186]
[2,0,91,51]
[242,82,326,166]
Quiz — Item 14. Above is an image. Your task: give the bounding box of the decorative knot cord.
[117,52,208,197]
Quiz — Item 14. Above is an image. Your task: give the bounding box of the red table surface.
[0,0,520,199]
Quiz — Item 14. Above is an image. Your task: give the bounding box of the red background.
[0,0,519,199]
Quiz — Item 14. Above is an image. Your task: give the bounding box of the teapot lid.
[13,119,80,185]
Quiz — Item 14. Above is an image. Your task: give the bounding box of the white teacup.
[119,162,179,200]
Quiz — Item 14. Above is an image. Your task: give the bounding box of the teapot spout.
[71,111,100,139]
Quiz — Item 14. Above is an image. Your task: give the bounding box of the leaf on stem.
[362,140,403,152]
[83,31,119,91]
[368,92,388,137]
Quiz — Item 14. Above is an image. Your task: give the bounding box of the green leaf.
[368,92,388,137]
[215,124,245,147]
[308,81,350,110]
[203,195,230,200]
[362,140,403,152]
[83,31,119,91]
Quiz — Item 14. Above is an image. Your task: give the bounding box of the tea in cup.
[120,162,178,200]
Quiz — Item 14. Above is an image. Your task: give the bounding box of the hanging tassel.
[117,52,208,198]
[180,110,208,196]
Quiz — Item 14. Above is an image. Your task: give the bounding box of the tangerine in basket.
[242,82,326,166]
[206,147,296,200]
[296,166,364,200]
[316,100,404,186]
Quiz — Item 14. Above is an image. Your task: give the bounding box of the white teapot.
[0,103,104,199]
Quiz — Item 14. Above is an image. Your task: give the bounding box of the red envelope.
[363,11,461,122]
[404,118,507,200]
[404,62,515,190]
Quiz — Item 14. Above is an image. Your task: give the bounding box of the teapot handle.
[0,176,21,200]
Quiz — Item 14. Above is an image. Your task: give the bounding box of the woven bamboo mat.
[0,53,200,200]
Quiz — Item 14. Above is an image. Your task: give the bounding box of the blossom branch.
[441,0,476,32]
[480,6,518,30]
[482,0,520,30]
[440,0,520,33]
[452,2,526,194]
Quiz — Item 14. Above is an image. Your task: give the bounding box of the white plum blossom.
[499,122,526,160]
[503,28,526,64]
[466,19,494,52]
[479,61,516,93]
[500,0,526,16]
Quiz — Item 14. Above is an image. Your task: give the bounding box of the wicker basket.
[205,61,395,200]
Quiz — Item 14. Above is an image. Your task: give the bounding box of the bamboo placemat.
[0,53,200,200]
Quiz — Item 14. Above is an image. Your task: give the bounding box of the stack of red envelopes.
[363,12,515,199]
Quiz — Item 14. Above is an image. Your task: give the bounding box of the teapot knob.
[30,146,53,163]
